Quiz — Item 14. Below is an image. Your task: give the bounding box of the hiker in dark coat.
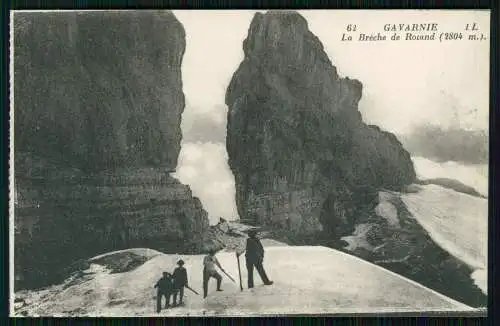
[243,229,273,288]
[172,259,188,306]
[154,272,174,313]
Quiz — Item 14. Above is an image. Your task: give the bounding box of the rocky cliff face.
[226,11,416,239]
[15,11,185,170]
[14,11,209,289]
[338,189,486,307]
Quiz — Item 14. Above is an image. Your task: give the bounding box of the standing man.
[243,229,273,288]
[172,259,188,306]
[202,249,224,298]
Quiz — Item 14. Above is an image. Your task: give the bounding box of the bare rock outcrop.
[339,190,486,307]
[226,11,415,239]
[13,11,209,289]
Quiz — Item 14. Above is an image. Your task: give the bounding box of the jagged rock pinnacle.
[226,11,416,237]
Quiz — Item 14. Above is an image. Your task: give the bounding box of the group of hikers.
[154,229,273,313]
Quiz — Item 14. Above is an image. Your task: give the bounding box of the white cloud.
[176,165,198,179]
[178,143,205,163]
[175,142,238,224]
[181,103,227,143]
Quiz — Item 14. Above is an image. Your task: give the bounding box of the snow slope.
[412,156,488,197]
[401,184,488,294]
[14,246,473,317]
[405,156,488,295]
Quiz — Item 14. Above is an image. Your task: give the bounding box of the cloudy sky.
[171,10,490,224]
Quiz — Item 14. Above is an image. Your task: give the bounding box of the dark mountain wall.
[15,11,186,171]
[14,11,210,289]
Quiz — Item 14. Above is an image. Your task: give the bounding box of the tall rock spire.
[226,11,416,237]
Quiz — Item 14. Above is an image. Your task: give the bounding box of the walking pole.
[185,285,200,295]
[236,252,243,291]
[221,269,236,283]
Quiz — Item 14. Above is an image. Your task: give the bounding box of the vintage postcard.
[10,9,489,317]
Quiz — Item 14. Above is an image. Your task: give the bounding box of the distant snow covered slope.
[13,246,472,317]
[406,156,488,295]
[412,156,488,197]
[401,184,487,294]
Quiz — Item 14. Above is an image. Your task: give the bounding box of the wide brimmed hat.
[248,229,259,235]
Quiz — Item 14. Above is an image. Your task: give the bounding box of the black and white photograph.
[10,9,489,316]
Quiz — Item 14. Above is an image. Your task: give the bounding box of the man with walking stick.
[172,259,188,306]
[239,229,273,289]
[202,249,236,298]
